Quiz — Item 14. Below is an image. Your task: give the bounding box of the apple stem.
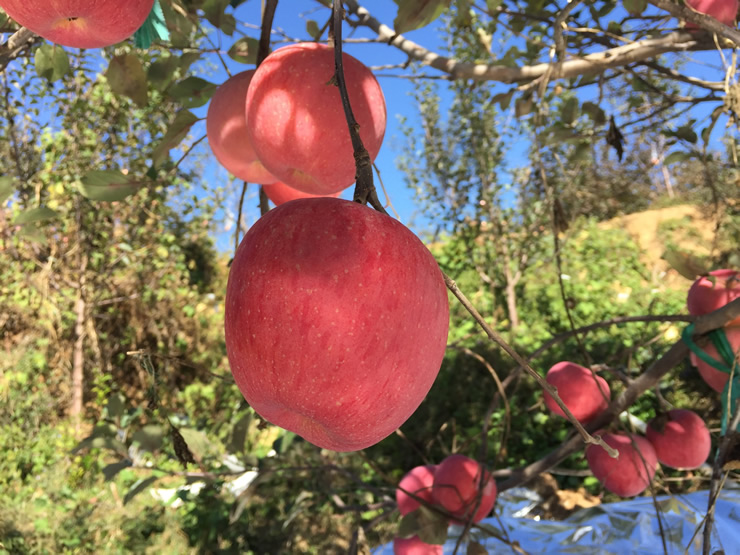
[330,2,387,215]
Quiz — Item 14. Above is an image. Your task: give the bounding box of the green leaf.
[515,95,535,117]
[35,44,70,83]
[0,176,15,204]
[398,506,448,544]
[393,0,452,34]
[306,20,321,40]
[14,206,58,225]
[124,476,159,505]
[168,76,217,108]
[486,0,502,10]
[102,460,132,481]
[178,428,216,460]
[662,247,709,280]
[467,541,489,555]
[203,0,236,35]
[131,424,165,452]
[675,124,698,144]
[623,0,647,15]
[227,411,253,455]
[106,393,127,422]
[561,97,578,125]
[79,170,139,201]
[148,55,179,91]
[582,101,606,125]
[151,110,199,167]
[227,37,260,64]
[663,151,692,165]
[106,53,148,108]
[70,436,127,455]
[491,90,514,110]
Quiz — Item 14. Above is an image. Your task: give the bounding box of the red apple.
[245,42,387,195]
[687,269,740,326]
[393,536,443,555]
[224,198,449,451]
[431,454,497,523]
[543,361,611,423]
[646,409,711,469]
[206,71,278,184]
[263,181,341,206]
[0,0,154,49]
[685,0,739,28]
[586,432,658,497]
[396,465,437,516]
[690,325,740,392]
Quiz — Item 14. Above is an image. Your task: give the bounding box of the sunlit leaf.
[14,206,58,225]
[228,37,261,64]
[393,0,452,34]
[80,170,139,202]
[168,77,217,108]
[0,176,15,204]
[106,53,148,108]
[35,44,70,83]
[151,110,199,167]
[124,476,159,505]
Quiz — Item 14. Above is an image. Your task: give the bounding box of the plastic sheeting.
[373,485,740,554]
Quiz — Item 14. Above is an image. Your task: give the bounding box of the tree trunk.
[70,253,88,427]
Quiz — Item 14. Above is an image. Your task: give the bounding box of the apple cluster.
[219,45,450,452]
[394,455,497,552]
[540,268,739,498]
[206,42,387,205]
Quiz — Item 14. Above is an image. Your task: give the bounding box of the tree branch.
[498,297,740,491]
[0,27,39,74]
[344,0,711,85]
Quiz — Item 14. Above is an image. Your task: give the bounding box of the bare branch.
[0,27,39,73]
[345,0,709,84]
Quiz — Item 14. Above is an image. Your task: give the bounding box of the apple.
[690,325,740,392]
[685,0,739,28]
[586,433,658,497]
[0,0,154,49]
[206,71,278,184]
[393,536,443,555]
[687,269,740,326]
[245,42,387,195]
[224,198,449,451]
[263,181,341,206]
[646,409,711,469]
[543,361,611,423]
[396,465,437,516]
[431,454,497,523]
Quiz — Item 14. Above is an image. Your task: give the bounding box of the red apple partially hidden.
[245,42,387,195]
[396,465,437,516]
[586,432,658,497]
[393,536,443,555]
[224,198,449,451]
[206,71,278,184]
[687,269,740,326]
[543,361,611,423]
[690,326,740,392]
[685,0,739,28]
[0,0,154,48]
[646,409,711,469]
[431,454,497,523]
[263,181,341,206]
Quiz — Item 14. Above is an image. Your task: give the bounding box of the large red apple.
[543,361,611,423]
[224,198,449,452]
[687,269,740,326]
[431,454,497,523]
[206,71,278,184]
[396,465,437,516]
[245,42,387,195]
[685,0,739,28]
[586,433,658,497]
[690,325,740,392]
[0,0,154,49]
[393,536,443,555]
[263,181,341,206]
[646,409,711,469]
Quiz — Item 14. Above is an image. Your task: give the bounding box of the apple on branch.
[396,465,438,516]
[646,409,711,469]
[206,70,279,184]
[543,361,611,423]
[685,0,739,28]
[245,42,387,195]
[0,0,154,48]
[431,454,497,523]
[262,181,342,206]
[224,198,449,452]
[586,432,658,497]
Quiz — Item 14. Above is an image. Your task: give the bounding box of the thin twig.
[329,2,386,213]
[234,181,248,256]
